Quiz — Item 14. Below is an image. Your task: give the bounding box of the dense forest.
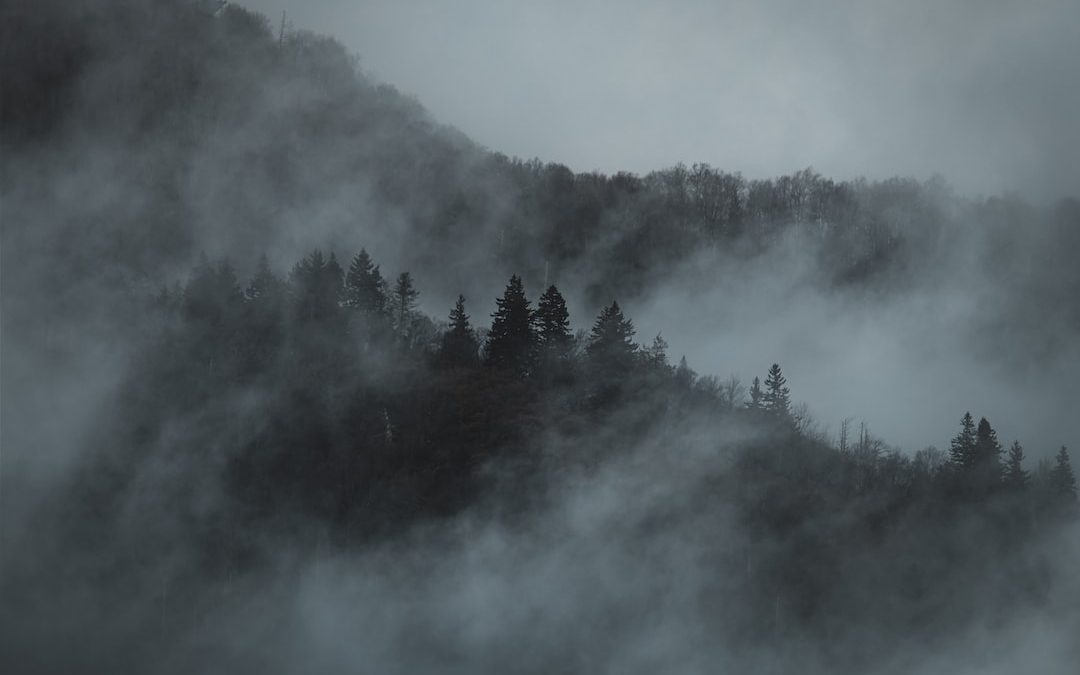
[2,1,1079,673]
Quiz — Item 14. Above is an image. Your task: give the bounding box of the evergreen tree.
[972,417,1003,490]
[762,363,791,422]
[183,255,243,332]
[390,272,419,342]
[344,248,388,316]
[643,333,670,371]
[485,275,536,377]
[675,356,695,388]
[245,254,284,303]
[1050,446,1078,504]
[439,295,479,367]
[290,249,343,324]
[949,412,977,468]
[747,376,763,411]
[1003,440,1030,490]
[585,301,638,376]
[536,285,572,353]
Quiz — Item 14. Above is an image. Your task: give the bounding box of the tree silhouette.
[1050,446,1078,505]
[439,295,479,367]
[763,363,791,423]
[949,412,977,469]
[1003,440,1030,490]
[486,275,536,377]
[585,301,637,377]
[345,248,388,317]
[390,272,419,344]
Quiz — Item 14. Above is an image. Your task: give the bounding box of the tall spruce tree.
[585,301,638,376]
[972,417,1004,489]
[949,412,977,468]
[440,295,479,367]
[535,284,574,382]
[536,285,572,353]
[747,376,763,411]
[485,275,536,377]
[1050,446,1078,505]
[763,363,791,422]
[345,248,388,316]
[390,272,419,342]
[245,254,283,303]
[1003,440,1030,490]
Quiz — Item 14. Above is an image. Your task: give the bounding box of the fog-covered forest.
[2,1,1079,673]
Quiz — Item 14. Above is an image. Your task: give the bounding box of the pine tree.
[1050,446,1078,504]
[245,254,283,303]
[762,363,791,422]
[289,249,342,324]
[1003,440,1030,490]
[747,376,763,411]
[949,412,977,468]
[344,248,388,316]
[585,301,638,376]
[643,333,670,371]
[439,295,479,367]
[536,285,572,353]
[972,417,1003,490]
[485,275,536,377]
[390,272,419,342]
[675,356,695,388]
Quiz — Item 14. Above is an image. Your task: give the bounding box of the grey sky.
[241,0,1079,201]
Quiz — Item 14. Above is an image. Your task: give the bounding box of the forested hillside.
[2,2,1079,673]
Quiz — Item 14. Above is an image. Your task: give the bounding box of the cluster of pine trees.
[141,246,1079,532]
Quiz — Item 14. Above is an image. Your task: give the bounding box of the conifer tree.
[1003,440,1030,490]
[535,284,574,382]
[949,412,977,468]
[763,363,791,421]
[536,285,572,354]
[245,254,283,303]
[747,376,763,411]
[439,295,479,367]
[675,356,695,388]
[290,249,343,324]
[344,248,388,316]
[390,272,419,341]
[644,333,670,371]
[486,275,536,377]
[972,417,1003,490]
[1050,446,1078,504]
[585,301,638,376]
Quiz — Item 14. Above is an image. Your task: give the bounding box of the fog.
[243,0,1080,202]
[2,1,1079,673]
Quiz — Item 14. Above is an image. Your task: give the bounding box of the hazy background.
[243,0,1080,202]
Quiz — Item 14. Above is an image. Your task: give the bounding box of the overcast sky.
[241,0,1078,202]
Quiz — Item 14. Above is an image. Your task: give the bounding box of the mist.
[244,0,1080,202]
[2,1,1079,673]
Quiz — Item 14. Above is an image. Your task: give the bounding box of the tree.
[344,248,387,316]
[762,363,791,422]
[439,295,479,367]
[245,254,283,303]
[390,272,419,344]
[949,412,977,469]
[747,377,763,411]
[1050,446,1078,505]
[289,249,343,325]
[972,417,1003,490]
[675,356,695,389]
[536,285,572,355]
[485,275,536,377]
[585,301,637,376]
[1003,441,1030,490]
[643,333,670,371]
